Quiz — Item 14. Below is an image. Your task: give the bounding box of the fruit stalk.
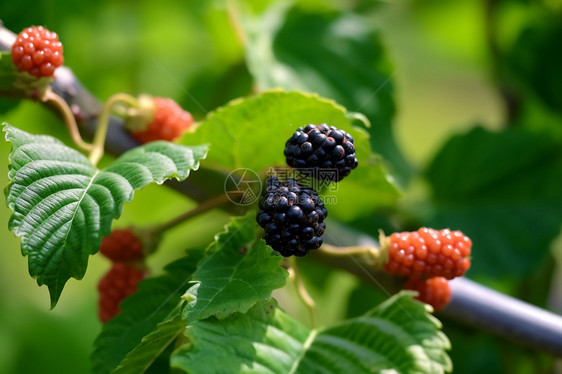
[89,93,138,165]
[288,257,318,329]
[43,88,95,152]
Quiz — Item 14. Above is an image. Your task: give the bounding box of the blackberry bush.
[284,123,358,181]
[256,176,327,256]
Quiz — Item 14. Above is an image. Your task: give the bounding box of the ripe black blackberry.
[256,176,327,257]
[284,124,358,182]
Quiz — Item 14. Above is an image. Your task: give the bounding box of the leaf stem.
[288,257,318,329]
[43,88,95,152]
[89,93,138,165]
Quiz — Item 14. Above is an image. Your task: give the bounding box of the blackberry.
[284,124,358,182]
[256,176,327,257]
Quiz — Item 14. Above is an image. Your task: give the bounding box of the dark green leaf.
[182,213,288,323]
[171,292,451,374]
[239,3,411,182]
[172,299,310,373]
[425,126,562,278]
[92,252,203,374]
[0,52,18,93]
[505,18,562,115]
[4,124,208,306]
[112,316,186,374]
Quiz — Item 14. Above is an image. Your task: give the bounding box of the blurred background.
[1,0,561,373]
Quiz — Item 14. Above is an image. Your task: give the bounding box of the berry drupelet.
[284,124,358,182]
[256,176,327,257]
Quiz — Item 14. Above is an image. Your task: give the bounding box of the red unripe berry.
[97,263,145,323]
[130,97,193,143]
[11,26,64,78]
[383,228,471,280]
[405,276,451,311]
[99,229,144,262]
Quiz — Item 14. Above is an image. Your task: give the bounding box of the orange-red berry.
[405,276,451,311]
[383,228,471,279]
[97,263,145,323]
[130,97,193,143]
[99,229,144,262]
[11,26,64,78]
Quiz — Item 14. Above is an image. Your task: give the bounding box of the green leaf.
[3,124,208,307]
[171,292,451,374]
[112,316,186,374]
[182,213,288,323]
[92,252,203,374]
[172,298,310,373]
[238,2,411,182]
[184,90,399,220]
[0,52,18,92]
[185,90,349,172]
[425,126,562,279]
[504,17,562,115]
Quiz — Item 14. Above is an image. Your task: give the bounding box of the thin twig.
[43,88,95,152]
[288,257,318,329]
[89,92,138,165]
[150,194,232,236]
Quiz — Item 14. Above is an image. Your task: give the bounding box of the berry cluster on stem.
[97,229,146,323]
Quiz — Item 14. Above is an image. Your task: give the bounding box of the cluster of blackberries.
[284,124,358,182]
[257,124,357,257]
[257,177,327,257]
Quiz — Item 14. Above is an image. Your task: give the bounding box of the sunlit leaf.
[171,292,451,374]
[4,124,208,306]
[184,91,399,220]
[182,213,288,323]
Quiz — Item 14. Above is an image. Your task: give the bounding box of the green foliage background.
[1,0,561,373]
